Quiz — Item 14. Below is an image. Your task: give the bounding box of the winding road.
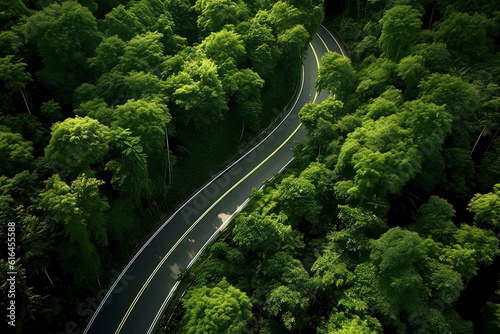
[83,24,344,334]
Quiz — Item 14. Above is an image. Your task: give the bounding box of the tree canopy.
[179,278,252,334]
[45,116,111,174]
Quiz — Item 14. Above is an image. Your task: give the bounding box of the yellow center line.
[115,41,323,334]
[309,41,320,67]
[316,32,330,52]
[309,42,321,102]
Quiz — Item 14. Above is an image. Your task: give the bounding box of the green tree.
[0,129,33,177]
[352,35,381,63]
[400,100,451,153]
[195,0,250,36]
[335,116,421,204]
[410,43,451,73]
[0,193,15,227]
[45,117,110,174]
[275,174,322,226]
[111,99,172,174]
[468,184,500,231]
[408,196,457,245]
[419,74,480,118]
[379,5,422,61]
[299,161,335,196]
[22,1,101,100]
[396,55,428,99]
[436,0,499,16]
[233,212,301,257]
[277,24,310,70]
[440,223,500,286]
[105,128,149,207]
[400,100,451,191]
[128,0,174,37]
[165,0,199,41]
[355,57,397,101]
[74,98,114,126]
[96,70,165,105]
[100,5,144,41]
[118,31,166,73]
[419,73,480,158]
[364,89,401,120]
[297,98,346,167]
[19,213,54,275]
[222,68,264,130]
[73,82,99,108]
[0,30,24,57]
[39,174,109,283]
[434,12,494,61]
[258,252,312,331]
[0,0,32,30]
[0,113,45,147]
[0,55,32,92]
[0,170,38,210]
[267,285,309,331]
[299,98,344,135]
[318,313,383,334]
[166,58,227,128]
[200,29,246,68]
[329,205,387,264]
[87,35,126,75]
[316,52,357,102]
[365,228,463,331]
[40,99,63,124]
[258,251,311,294]
[440,244,478,281]
[289,0,324,35]
[264,1,301,34]
[242,18,280,79]
[454,224,500,268]
[179,278,252,334]
[311,249,353,297]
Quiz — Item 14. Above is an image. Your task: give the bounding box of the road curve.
[83,24,344,334]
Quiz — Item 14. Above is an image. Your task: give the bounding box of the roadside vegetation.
[0,0,324,332]
[164,0,500,333]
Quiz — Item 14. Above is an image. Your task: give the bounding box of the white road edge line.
[316,32,330,52]
[83,65,306,334]
[146,196,252,334]
[320,24,346,57]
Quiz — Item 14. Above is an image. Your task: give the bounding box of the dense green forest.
[163,0,500,333]
[0,0,325,332]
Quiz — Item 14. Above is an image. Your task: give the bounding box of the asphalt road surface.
[83,24,344,334]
